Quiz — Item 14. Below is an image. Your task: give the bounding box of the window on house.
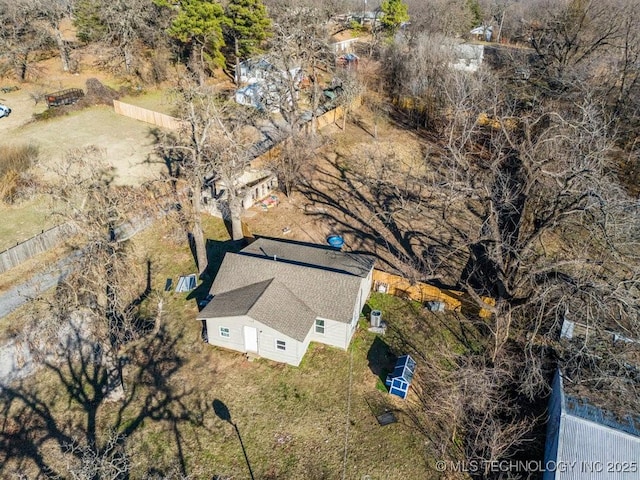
[315,319,325,334]
[219,327,230,338]
[276,339,286,351]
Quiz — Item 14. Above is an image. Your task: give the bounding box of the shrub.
[0,144,39,203]
[0,144,38,177]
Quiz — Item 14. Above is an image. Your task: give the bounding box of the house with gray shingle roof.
[197,237,375,366]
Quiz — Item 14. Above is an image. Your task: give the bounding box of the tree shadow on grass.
[187,238,246,306]
[297,155,473,286]
[0,323,207,478]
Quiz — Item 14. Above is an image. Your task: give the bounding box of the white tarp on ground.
[451,43,485,72]
[175,274,197,292]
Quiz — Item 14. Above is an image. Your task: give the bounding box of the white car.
[0,104,11,118]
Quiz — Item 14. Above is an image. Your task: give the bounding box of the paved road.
[0,251,85,386]
[0,251,80,319]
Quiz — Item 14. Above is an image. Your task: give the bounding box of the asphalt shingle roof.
[200,279,273,318]
[198,239,375,340]
[200,278,317,341]
[240,238,375,278]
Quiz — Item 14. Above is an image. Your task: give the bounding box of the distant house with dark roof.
[543,370,640,480]
[197,237,375,366]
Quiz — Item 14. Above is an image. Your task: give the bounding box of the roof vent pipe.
[273,254,277,261]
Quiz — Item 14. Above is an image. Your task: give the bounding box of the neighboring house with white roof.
[543,370,640,480]
[235,58,301,87]
[197,237,375,366]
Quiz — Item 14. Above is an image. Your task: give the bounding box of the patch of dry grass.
[0,144,38,177]
[0,144,39,203]
[0,195,57,250]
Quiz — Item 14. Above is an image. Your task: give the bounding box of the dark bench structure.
[45,88,84,107]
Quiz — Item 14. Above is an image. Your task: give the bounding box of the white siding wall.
[359,270,373,312]
[310,317,350,350]
[200,268,373,365]
[205,315,248,353]
[202,315,308,366]
[332,38,358,53]
[257,322,309,366]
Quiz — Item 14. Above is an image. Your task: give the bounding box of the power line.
[342,345,355,480]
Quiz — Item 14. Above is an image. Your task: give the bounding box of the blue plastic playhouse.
[385,354,416,399]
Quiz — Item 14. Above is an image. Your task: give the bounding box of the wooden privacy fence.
[313,104,345,131]
[0,224,74,274]
[372,269,495,318]
[301,96,362,135]
[113,100,186,130]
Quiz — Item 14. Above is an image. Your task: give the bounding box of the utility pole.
[496,6,506,43]
[362,0,367,26]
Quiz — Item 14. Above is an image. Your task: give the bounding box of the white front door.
[243,326,258,352]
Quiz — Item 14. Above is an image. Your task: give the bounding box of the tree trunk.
[123,42,133,73]
[53,28,70,72]
[192,185,208,275]
[189,42,205,85]
[230,201,244,241]
[192,219,208,276]
[311,65,319,134]
[492,299,512,362]
[16,52,29,81]
[234,36,240,85]
[154,299,163,335]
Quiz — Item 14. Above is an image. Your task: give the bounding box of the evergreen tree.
[73,0,107,43]
[156,0,226,79]
[223,0,271,82]
[467,0,483,28]
[380,0,409,37]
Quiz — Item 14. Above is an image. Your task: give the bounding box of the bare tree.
[64,429,130,479]
[525,0,623,86]
[268,133,323,197]
[384,32,456,130]
[404,0,475,38]
[264,3,335,133]
[27,0,75,72]
[0,0,50,80]
[49,146,154,348]
[334,68,365,130]
[97,0,169,75]
[157,82,253,275]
